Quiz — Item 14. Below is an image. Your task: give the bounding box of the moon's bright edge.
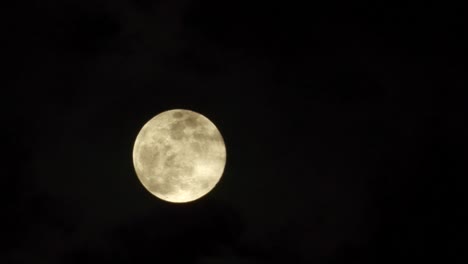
[132,109,226,203]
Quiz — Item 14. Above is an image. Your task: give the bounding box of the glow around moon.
[132,109,226,203]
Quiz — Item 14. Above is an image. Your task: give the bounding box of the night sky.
[4,1,466,263]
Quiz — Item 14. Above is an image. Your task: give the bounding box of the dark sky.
[4,0,466,263]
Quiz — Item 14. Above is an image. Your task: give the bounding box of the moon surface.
[132,109,226,203]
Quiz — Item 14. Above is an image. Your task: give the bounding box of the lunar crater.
[173,111,184,119]
[184,116,199,128]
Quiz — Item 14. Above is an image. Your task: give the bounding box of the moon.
[132,109,227,203]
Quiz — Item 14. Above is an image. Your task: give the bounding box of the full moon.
[132,109,227,203]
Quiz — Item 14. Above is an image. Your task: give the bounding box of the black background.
[3,0,466,263]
